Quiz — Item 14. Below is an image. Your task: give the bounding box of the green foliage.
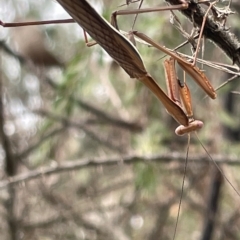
[134,163,158,194]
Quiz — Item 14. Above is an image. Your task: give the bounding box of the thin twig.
[0,152,240,189]
[166,0,240,67]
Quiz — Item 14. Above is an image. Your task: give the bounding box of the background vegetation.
[0,0,240,239]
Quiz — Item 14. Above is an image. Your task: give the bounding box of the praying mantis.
[1,2,238,136]
[54,0,217,136]
[1,0,216,135]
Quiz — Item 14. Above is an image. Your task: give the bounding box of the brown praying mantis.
[54,0,216,136]
[1,1,237,137]
[1,0,216,136]
[2,0,236,138]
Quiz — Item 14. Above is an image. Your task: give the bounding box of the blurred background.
[0,0,240,239]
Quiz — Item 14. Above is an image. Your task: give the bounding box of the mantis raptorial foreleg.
[164,57,204,135]
[132,31,216,99]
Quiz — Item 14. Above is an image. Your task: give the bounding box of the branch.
[0,40,25,64]
[0,45,19,240]
[166,0,240,67]
[0,66,16,176]
[200,168,223,240]
[23,216,64,229]
[0,152,239,189]
[17,127,63,159]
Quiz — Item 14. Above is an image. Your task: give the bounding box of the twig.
[17,128,64,160]
[0,40,25,63]
[166,0,240,67]
[0,152,240,189]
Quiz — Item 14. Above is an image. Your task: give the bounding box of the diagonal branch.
[166,0,240,67]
